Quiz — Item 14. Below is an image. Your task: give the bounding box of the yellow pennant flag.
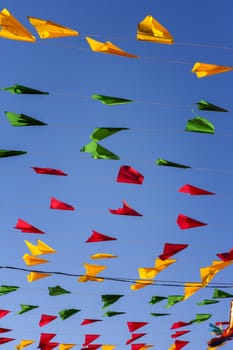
[0,8,35,42]
[22,254,49,266]
[130,279,153,291]
[24,240,56,255]
[183,282,203,300]
[27,271,52,282]
[90,253,118,260]
[192,62,233,78]
[137,15,174,44]
[58,344,76,350]
[78,263,106,282]
[15,340,35,349]
[28,17,79,39]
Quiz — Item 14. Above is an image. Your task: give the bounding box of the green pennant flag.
[0,285,19,296]
[212,289,233,299]
[18,304,39,314]
[103,311,126,317]
[101,294,124,309]
[196,299,219,306]
[92,94,133,105]
[185,116,215,134]
[150,313,170,317]
[5,111,47,126]
[164,295,184,308]
[156,158,191,169]
[90,127,129,142]
[149,296,167,305]
[190,313,212,323]
[196,100,228,112]
[59,308,80,320]
[0,150,27,158]
[48,285,71,296]
[1,84,49,95]
[80,141,120,160]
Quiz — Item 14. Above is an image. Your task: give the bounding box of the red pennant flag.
[116,165,144,184]
[83,335,100,346]
[173,340,189,350]
[38,333,56,349]
[0,310,10,319]
[217,248,233,262]
[39,314,58,327]
[109,200,142,216]
[81,319,102,326]
[0,329,11,334]
[159,243,188,260]
[14,218,44,234]
[126,334,147,345]
[50,197,74,211]
[171,330,190,338]
[178,184,215,195]
[0,338,14,345]
[131,344,146,350]
[127,322,148,332]
[170,322,191,329]
[86,230,117,243]
[41,342,59,350]
[32,167,67,176]
[176,214,207,230]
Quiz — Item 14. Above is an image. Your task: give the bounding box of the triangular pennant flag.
[197,299,219,306]
[102,295,124,309]
[103,311,126,317]
[137,15,174,44]
[0,328,11,333]
[27,271,52,282]
[192,62,233,78]
[86,230,117,243]
[183,282,203,300]
[185,116,215,134]
[159,243,188,260]
[5,111,47,126]
[18,304,39,314]
[0,285,19,296]
[150,313,170,317]
[0,337,15,345]
[126,334,147,345]
[127,322,148,332]
[78,263,106,282]
[90,127,129,142]
[24,240,56,255]
[130,280,153,291]
[1,84,48,94]
[14,218,44,234]
[81,319,102,326]
[28,16,79,39]
[149,296,167,305]
[92,94,133,105]
[39,314,58,327]
[170,321,192,329]
[59,309,80,320]
[101,346,116,350]
[154,258,176,273]
[190,313,212,324]
[0,8,35,42]
[171,330,190,338]
[90,253,118,260]
[165,295,184,308]
[0,149,27,157]
[176,214,207,229]
[156,158,191,169]
[169,340,189,350]
[16,340,35,349]
[0,310,10,318]
[58,345,76,350]
[131,344,146,350]
[138,267,156,280]
[48,285,71,296]
[217,248,233,262]
[23,254,49,266]
[83,335,100,346]
[196,100,228,112]
[85,37,138,58]
[213,289,233,299]
[38,333,56,349]
[32,167,67,176]
[109,200,142,216]
[178,184,215,195]
[80,141,120,160]
[50,197,75,210]
[116,166,144,184]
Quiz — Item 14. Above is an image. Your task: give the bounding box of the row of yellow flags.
[0,8,232,78]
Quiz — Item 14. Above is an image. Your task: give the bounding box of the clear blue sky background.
[0,0,233,349]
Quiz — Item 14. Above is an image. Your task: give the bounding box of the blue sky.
[0,0,233,349]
